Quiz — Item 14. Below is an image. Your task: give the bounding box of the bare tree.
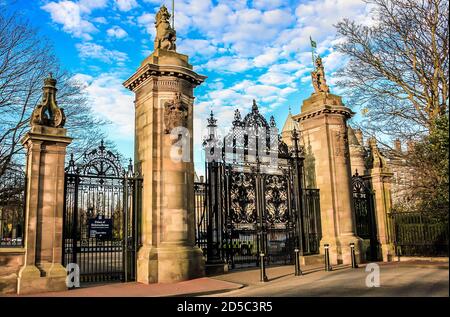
[335,0,448,142]
[0,10,109,177]
[335,0,449,214]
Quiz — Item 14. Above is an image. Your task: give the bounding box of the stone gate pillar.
[17,74,72,294]
[293,56,362,265]
[124,6,206,283]
[366,138,395,262]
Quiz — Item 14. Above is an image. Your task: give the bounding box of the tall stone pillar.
[366,138,395,262]
[17,74,71,294]
[293,56,362,265]
[124,6,206,283]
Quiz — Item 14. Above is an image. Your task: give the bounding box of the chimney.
[407,141,415,153]
[394,139,402,152]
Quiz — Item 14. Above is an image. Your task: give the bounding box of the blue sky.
[9,0,372,175]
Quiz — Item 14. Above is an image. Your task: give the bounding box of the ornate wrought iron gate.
[352,172,379,261]
[63,141,142,284]
[197,103,322,269]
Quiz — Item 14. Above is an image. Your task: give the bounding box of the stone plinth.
[293,92,363,265]
[17,125,72,295]
[124,48,206,283]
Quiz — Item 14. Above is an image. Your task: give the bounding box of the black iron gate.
[198,103,322,269]
[352,172,379,261]
[63,141,142,284]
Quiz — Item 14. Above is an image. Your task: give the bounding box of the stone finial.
[354,129,363,145]
[154,5,177,51]
[311,56,330,94]
[367,137,387,169]
[30,73,66,128]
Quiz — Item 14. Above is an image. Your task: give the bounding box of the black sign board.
[88,215,113,240]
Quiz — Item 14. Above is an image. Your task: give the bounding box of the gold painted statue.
[154,5,176,51]
[311,56,330,94]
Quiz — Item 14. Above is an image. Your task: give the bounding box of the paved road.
[208,262,449,297]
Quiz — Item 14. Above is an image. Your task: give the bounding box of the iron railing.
[389,211,449,257]
[194,182,207,257]
[0,165,26,247]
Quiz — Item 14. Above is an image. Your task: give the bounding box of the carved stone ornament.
[164,93,188,134]
[311,56,330,94]
[30,73,66,128]
[154,5,176,51]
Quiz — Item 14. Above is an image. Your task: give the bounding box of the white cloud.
[202,56,252,73]
[253,48,280,68]
[137,12,156,39]
[114,0,138,12]
[258,70,295,86]
[92,16,107,24]
[76,42,128,64]
[177,39,217,59]
[107,26,128,39]
[42,1,98,40]
[252,0,284,10]
[79,0,108,12]
[73,72,135,137]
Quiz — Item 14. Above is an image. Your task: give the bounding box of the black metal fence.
[390,212,449,257]
[0,165,25,247]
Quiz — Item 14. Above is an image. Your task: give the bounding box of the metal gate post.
[123,172,129,282]
[72,174,79,266]
[292,128,304,274]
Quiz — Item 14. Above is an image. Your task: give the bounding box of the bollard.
[260,253,268,282]
[324,244,332,271]
[350,243,358,268]
[294,248,302,276]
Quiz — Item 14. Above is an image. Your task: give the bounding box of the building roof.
[282,111,299,134]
